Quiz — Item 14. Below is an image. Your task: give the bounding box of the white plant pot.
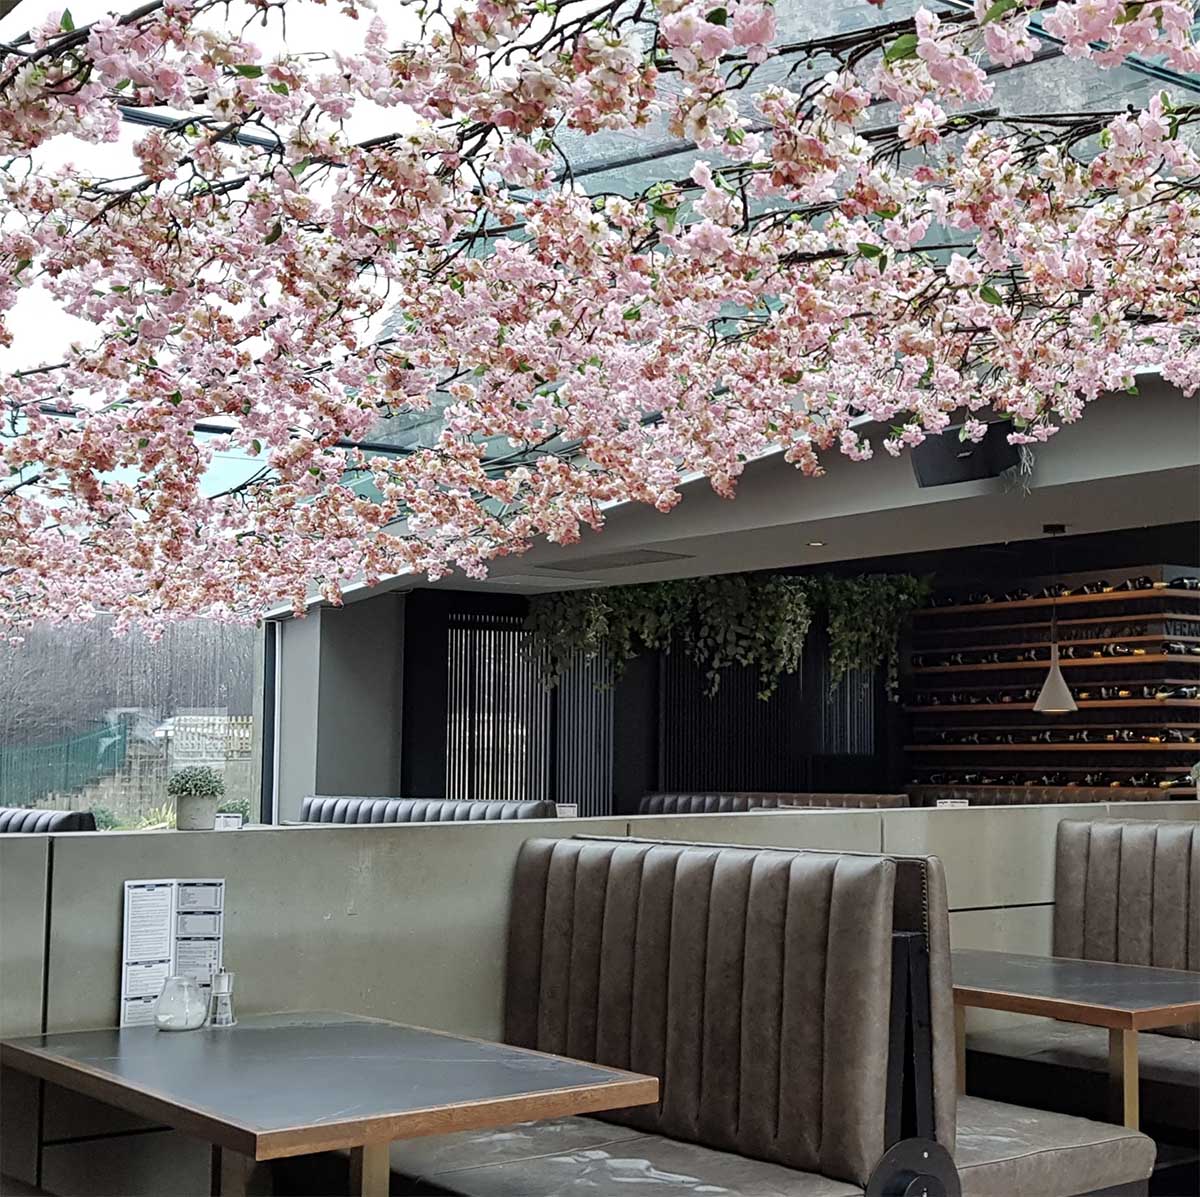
[175,794,219,831]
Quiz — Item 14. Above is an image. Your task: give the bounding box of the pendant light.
[1035,524,1077,715]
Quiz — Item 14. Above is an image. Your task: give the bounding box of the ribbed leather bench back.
[640,791,907,814]
[1055,819,1199,1038]
[0,807,97,833]
[300,795,557,823]
[504,837,953,1186]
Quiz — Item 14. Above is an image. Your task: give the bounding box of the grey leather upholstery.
[387,1116,867,1196]
[956,1097,1156,1197]
[1054,819,1199,1039]
[379,835,1154,1197]
[299,795,557,823]
[908,785,1176,806]
[639,792,907,814]
[0,807,96,833]
[503,837,901,1186]
[967,1022,1199,1129]
[967,818,1200,1133]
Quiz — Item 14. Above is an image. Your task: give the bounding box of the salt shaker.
[209,968,237,1028]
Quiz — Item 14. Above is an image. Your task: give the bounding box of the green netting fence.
[0,723,129,808]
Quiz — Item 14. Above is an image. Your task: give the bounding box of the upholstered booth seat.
[0,806,96,832]
[638,791,907,814]
[955,1097,1156,1197]
[908,784,1179,806]
[299,795,557,823]
[966,819,1200,1135]
[386,1116,866,1196]
[355,837,1151,1197]
[967,1023,1200,1129]
[379,1099,1158,1197]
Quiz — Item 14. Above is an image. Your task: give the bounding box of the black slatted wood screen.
[445,613,614,811]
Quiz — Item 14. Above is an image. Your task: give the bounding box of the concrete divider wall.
[2,801,1196,1195]
[0,836,50,1186]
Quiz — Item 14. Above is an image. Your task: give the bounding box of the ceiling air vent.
[538,549,694,573]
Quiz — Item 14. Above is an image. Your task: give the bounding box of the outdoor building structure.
[266,380,1200,820]
[3,3,1200,1197]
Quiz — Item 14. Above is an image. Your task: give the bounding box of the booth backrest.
[639,791,907,814]
[911,784,1175,806]
[503,836,956,1187]
[0,807,96,833]
[1055,818,1199,1039]
[299,795,557,823]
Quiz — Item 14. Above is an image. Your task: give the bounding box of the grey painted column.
[273,595,406,821]
[274,611,322,821]
[315,594,406,801]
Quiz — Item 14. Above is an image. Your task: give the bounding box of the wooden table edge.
[952,987,1200,1031]
[0,1040,260,1157]
[256,1074,660,1160]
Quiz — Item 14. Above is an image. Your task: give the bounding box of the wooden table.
[0,1011,658,1197]
[952,949,1200,1129]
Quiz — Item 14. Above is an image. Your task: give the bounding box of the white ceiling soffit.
[319,382,1197,604]
[537,549,694,573]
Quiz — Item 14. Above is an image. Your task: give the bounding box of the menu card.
[121,878,225,1027]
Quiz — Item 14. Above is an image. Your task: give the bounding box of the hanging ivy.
[818,573,931,696]
[524,569,926,702]
[686,574,812,699]
[525,574,812,699]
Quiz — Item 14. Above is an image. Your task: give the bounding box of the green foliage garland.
[687,575,812,699]
[526,575,812,700]
[526,569,927,702]
[818,574,931,695]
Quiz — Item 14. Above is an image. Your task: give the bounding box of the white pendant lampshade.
[1034,643,1077,714]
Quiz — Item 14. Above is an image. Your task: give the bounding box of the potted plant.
[167,766,225,831]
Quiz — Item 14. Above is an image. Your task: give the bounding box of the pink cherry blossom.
[0,0,1197,634]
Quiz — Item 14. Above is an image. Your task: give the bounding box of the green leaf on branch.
[264,221,283,245]
[60,10,75,31]
[883,33,919,65]
[234,64,264,78]
[269,82,289,95]
[705,7,728,25]
[981,0,1018,25]
[13,259,31,276]
[857,242,883,259]
[979,283,1004,305]
[622,306,641,321]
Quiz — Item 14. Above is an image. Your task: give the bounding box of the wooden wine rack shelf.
[907,785,1196,800]
[903,699,1200,713]
[912,654,1199,675]
[914,589,1200,616]
[907,743,1198,753]
[903,569,1199,806]
[915,614,1200,638]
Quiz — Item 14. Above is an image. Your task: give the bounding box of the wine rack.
[903,568,1200,805]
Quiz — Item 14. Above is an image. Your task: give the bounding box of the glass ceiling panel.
[349,0,1200,456]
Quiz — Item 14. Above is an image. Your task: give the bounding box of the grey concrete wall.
[0,836,49,1186]
[5,801,1198,1195]
[315,594,406,801]
[44,818,622,1036]
[626,808,883,852]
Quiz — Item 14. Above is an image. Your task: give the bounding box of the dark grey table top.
[0,1011,658,1159]
[952,949,1200,1029]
